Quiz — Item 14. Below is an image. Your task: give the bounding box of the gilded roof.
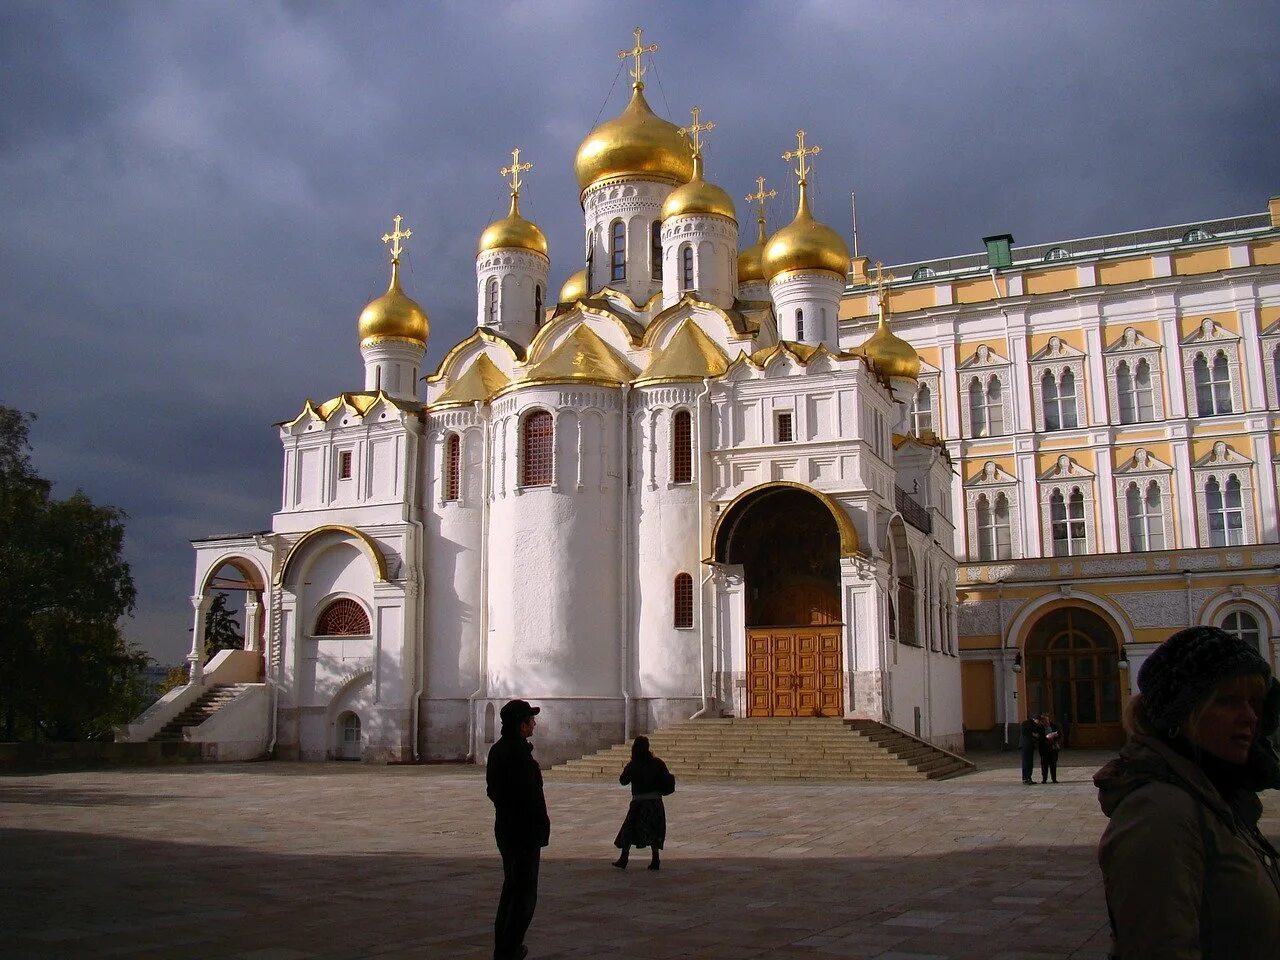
[522,324,636,385]
[637,319,730,384]
[280,391,420,427]
[431,354,510,408]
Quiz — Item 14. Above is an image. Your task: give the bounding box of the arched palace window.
[673,573,694,629]
[520,410,554,487]
[444,432,461,502]
[1220,608,1263,653]
[968,375,1005,437]
[671,409,693,484]
[315,598,371,636]
[1124,480,1164,551]
[1193,350,1233,417]
[1116,358,1154,423]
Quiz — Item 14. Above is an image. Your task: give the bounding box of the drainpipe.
[466,402,493,761]
[406,426,426,762]
[619,383,633,740]
[689,377,717,719]
[997,581,1009,746]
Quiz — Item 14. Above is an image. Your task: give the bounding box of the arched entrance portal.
[1023,606,1123,748]
[718,486,844,717]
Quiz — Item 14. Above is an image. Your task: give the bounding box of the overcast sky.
[3,1,1277,666]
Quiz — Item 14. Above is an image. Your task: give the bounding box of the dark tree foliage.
[203,592,243,660]
[0,408,144,741]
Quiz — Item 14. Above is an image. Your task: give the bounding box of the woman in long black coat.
[612,736,673,870]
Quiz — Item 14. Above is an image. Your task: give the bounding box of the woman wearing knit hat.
[1094,625,1280,958]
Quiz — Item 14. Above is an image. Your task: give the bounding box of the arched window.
[610,220,626,281]
[1042,370,1078,430]
[672,409,693,484]
[1205,475,1244,546]
[534,284,543,328]
[680,244,694,291]
[673,573,694,628]
[1125,480,1164,551]
[968,378,984,437]
[444,433,461,502]
[1220,609,1262,652]
[1118,357,1155,423]
[970,375,1005,437]
[795,309,805,342]
[1273,343,1280,403]
[910,382,933,436]
[1116,361,1134,424]
[521,410,553,487]
[315,598,371,636]
[1183,228,1212,243]
[977,493,1012,561]
[1044,247,1070,262]
[1194,351,1233,416]
[911,266,936,280]
[1050,488,1087,556]
[486,277,499,325]
[651,221,662,281]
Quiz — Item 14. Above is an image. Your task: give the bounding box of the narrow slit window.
[338,451,353,480]
[776,411,794,443]
[651,221,662,281]
[521,410,553,487]
[610,220,626,282]
[680,244,694,291]
[673,573,694,629]
[444,433,461,502]
[672,410,693,484]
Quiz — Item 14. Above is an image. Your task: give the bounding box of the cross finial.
[381,214,412,264]
[745,176,777,217]
[679,105,715,158]
[500,147,533,198]
[618,26,658,87]
[873,260,896,312]
[782,129,821,185]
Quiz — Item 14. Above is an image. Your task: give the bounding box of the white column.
[187,594,213,684]
[1238,303,1267,410]
[1095,445,1118,553]
[1084,320,1107,425]
[1171,433,1198,548]
[1159,311,1187,418]
[1251,431,1279,543]
[243,597,261,654]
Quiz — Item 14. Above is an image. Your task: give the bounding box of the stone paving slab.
[2,751,1276,959]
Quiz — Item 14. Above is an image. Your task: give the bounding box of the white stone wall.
[583,178,672,304]
[661,214,738,309]
[475,247,550,347]
[769,270,843,349]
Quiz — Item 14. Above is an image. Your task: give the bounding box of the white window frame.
[1113,449,1175,553]
[1181,319,1243,419]
[964,461,1022,560]
[958,346,1013,439]
[909,375,939,437]
[1193,442,1256,548]
[1103,327,1164,424]
[1039,456,1095,557]
[1029,337,1086,432]
[1261,327,1280,410]
[1217,604,1266,655]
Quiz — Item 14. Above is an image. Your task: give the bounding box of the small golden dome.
[762,183,850,280]
[575,84,694,193]
[559,268,587,303]
[661,155,736,222]
[358,260,429,347]
[862,308,920,381]
[477,194,548,257]
[737,213,769,284]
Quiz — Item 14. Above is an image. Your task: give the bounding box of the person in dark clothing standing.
[612,736,674,871]
[1038,712,1061,783]
[487,700,549,960]
[1019,714,1042,785]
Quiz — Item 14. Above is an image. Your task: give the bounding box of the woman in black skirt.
[612,736,674,870]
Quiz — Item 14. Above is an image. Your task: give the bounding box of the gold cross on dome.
[782,129,821,184]
[679,106,715,157]
[745,176,777,218]
[381,214,412,263]
[873,260,896,309]
[618,26,658,85]
[500,147,532,197]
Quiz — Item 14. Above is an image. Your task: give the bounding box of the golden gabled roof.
[749,341,822,365]
[638,319,729,384]
[522,324,635,386]
[431,354,510,408]
[280,391,419,428]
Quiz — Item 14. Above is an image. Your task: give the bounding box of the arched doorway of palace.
[715,485,844,717]
[1022,606,1124,748]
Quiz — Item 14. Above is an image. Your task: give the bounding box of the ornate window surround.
[1113,448,1175,552]
[1181,318,1244,418]
[909,366,941,438]
[1261,319,1280,410]
[1103,326,1165,423]
[1038,455,1096,556]
[964,460,1021,560]
[958,345,1013,439]
[1191,441,1256,547]
[1029,336,1087,432]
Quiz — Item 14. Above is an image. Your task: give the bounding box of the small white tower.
[659,106,738,309]
[358,215,428,400]
[762,131,850,350]
[475,148,550,346]
[737,176,776,303]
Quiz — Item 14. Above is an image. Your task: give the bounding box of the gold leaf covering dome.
[862,275,920,380]
[574,83,694,193]
[737,241,766,284]
[762,181,851,280]
[477,194,549,257]
[358,259,429,347]
[558,268,587,303]
[661,154,736,221]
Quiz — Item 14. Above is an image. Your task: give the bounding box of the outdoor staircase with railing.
[150,684,252,742]
[546,717,974,782]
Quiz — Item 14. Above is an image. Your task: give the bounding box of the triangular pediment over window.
[967,460,1017,485]
[957,344,1009,369]
[1104,326,1161,353]
[1038,454,1095,482]
[1114,448,1173,474]
[1029,336,1085,362]
[1192,441,1253,469]
[1182,317,1240,345]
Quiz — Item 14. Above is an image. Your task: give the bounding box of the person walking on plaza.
[487,700,549,960]
[1038,713,1061,784]
[611,735,675,871]
[1018,713,1042,785]
[1094,626,1280,959]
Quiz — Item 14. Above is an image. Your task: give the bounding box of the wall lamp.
[1012,651,1023,674]
[1118,645,1130,670]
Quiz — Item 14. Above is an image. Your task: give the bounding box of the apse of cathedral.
[125,30,1280,765]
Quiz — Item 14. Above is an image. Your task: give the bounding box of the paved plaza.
[4,751,1277,960]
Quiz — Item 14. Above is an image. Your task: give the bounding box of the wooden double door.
[747,627,844,717]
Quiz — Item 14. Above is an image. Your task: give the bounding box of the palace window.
[775,411,794,443]
[534,285,543,328]
[1116,358,1155,424]
[911,266,936,280]
[1272,342,1280,406]
[1124,479,1165,552]
[1041,369,1079,431]
[486,277,499,325]
[967,374,1006,437]
[910,382,933,436]
[1044,247,1070,262]
[1204,475,1244,546]
[673,573,694,629]
[444,433,461,502]
[1049,487,1088,556]
[1183,228,1213,243]
[651,221,662,281]
[610,220,626,281]
[520,410,553,487]
[1193,350,1234,416]
[680,244,694,291]
[1220,608,1263,652]
[672,409,693,484]
[315,598,371,636]
[338,450,353,480]
[976,492,1012,561]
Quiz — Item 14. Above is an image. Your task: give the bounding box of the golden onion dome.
[862,305,920,381]
[661,154,736,222]
[358,260,429,347]
[477,194,549,257]
[574,83,694,193]
[737,212,770,284]
[762,182,850,280]
[558,268,587,303]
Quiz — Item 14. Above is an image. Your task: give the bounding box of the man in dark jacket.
[1018,714,1041,785]
[487,700,549,960]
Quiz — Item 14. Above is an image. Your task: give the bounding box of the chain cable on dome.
[591,59,626,130]
[648,54,675,121]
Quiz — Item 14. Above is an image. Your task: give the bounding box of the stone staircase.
[150,684,251,742]
[547,717,974,782]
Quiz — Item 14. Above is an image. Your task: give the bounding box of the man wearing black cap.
[487,699,548,960]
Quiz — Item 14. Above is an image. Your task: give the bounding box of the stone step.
[151,684,252,742]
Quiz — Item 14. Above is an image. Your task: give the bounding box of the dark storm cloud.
[2,1,1277,663]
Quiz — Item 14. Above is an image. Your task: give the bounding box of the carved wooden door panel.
[747,627,843,717]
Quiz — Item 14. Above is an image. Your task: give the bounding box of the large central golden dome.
[762,183,850,280]
[358,261,429,346]
[575,84,694,193]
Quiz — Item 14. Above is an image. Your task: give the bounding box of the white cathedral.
[124,37,963,766]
